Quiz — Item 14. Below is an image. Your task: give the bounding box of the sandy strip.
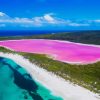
[1,44,100,65]
[0,45,100,65]
[0,45,84,65]
[0,39,100,48]
[0,52,99,100]
[1,39,100,65]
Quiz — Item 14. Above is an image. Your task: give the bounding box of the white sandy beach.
[0,52,99,100]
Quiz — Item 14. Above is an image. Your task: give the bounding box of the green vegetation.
[0,47,100,94]
[0,30,100,93]
[0,30,100,45]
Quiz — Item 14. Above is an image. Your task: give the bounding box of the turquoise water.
[0,57,63,100]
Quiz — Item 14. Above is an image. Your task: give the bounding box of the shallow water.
[0,57,63,100]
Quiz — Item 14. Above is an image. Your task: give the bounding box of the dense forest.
[38,30,100,45]
[0,30,100,45]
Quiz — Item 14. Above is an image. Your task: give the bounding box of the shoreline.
[0,52,99,100]
[0,44,100,65]
[0,39,100,48]
[0,45,83,64]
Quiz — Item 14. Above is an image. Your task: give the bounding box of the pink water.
[0,39,100,64]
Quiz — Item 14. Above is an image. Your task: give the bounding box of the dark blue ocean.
[0,30,71,37]
[0,30,78,37]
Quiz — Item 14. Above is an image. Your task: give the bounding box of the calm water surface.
[0,57,63,100]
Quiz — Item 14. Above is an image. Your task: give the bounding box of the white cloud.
[33,13,58,25]
[0,12,6,16]
[13,17,33,23]
[87,19,100,24]
[0,11,100,28]
[0,12,11,20]
[44,13,55,23]
[68,22,89,27]
[93,20,100,23]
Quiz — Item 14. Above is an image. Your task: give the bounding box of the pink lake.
[0,39,100,64]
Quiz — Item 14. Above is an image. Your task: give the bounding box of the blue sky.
[0,0,100,30]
